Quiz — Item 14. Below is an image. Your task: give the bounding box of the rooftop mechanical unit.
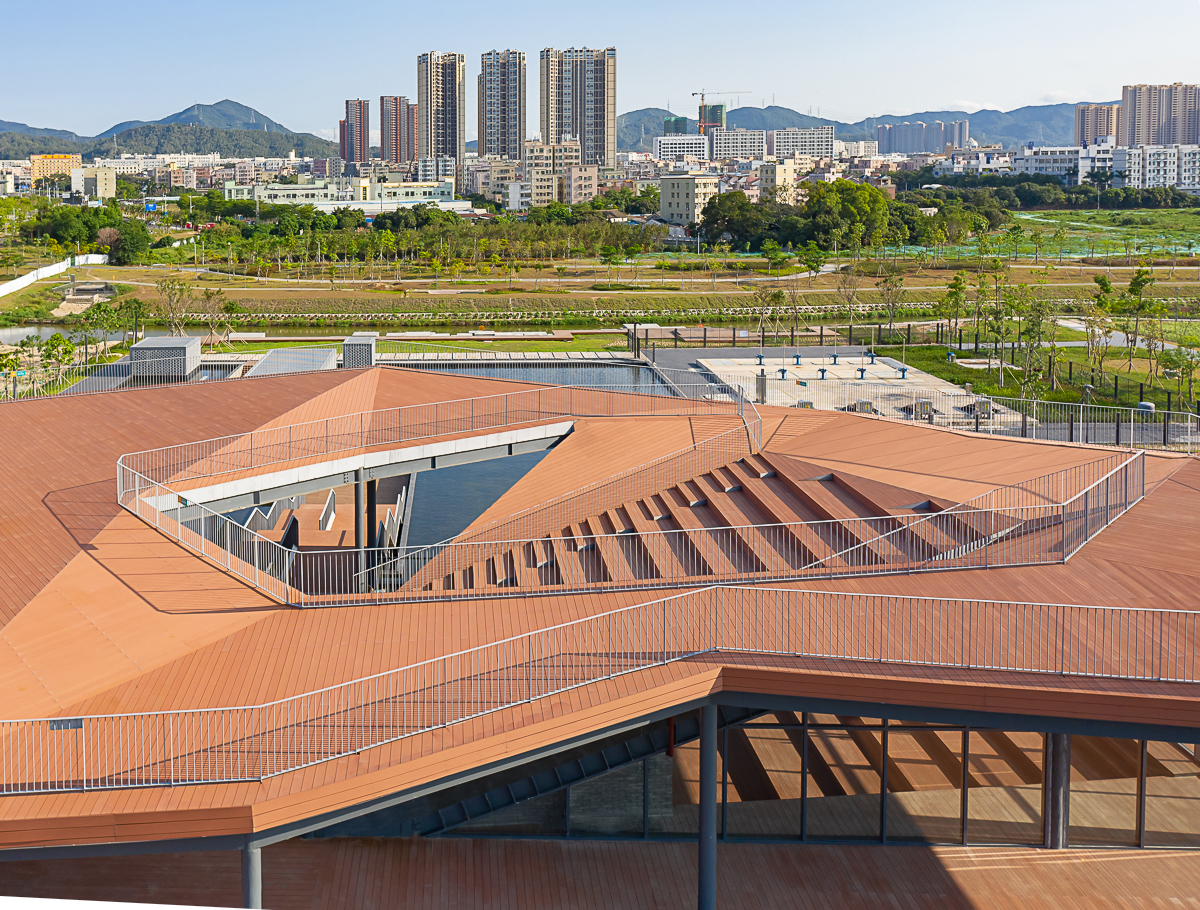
[342,334,377,369]
[130,336,201,381]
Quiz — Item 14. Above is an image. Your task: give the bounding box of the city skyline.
[3,0,1199,141]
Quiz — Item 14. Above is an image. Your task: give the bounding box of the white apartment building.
[93,153,225,174]
[709,128,766,160]
[505,181,532,211]
[0,173,16,195]
[417,156,457,182]
[835,140,879,158]
[223,178,465,213]
[1113,145,1200,191]
[1011,140,1115,185]
[659,172,720,226]
[653,134,711,161]
[767,126,834,159]
[931,150,1013,177]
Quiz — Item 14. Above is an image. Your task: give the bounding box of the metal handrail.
[120,382,738,487]
[781,378,1200,455]
[116,450,1143,608]
[1,581,1194,795]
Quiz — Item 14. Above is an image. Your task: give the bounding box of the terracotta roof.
[4,835,1200,908]
[0,367,1195,849]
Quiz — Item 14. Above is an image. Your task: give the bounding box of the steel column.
[242,840,262,909]
[698,704,718,910]
[366,479,378,549]
[354,468,366,591]
[1044,733,1071,849]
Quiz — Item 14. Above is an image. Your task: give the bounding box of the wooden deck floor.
[4,836,1200,909]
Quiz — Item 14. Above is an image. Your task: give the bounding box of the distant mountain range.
[0,101,333,161]
[1,98,1117,163]
[617,102,1114,152]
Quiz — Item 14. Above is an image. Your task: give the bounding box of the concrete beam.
[180,429,568,515]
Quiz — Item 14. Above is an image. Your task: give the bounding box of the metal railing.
[780,378,1200,454]
[120,383,738,488]
[2,579,1193,795]
[458,386,759,544]
[118,443,1142,608]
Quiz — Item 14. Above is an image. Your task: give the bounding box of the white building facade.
[767,126,834,158]
[653,134,711,160]
[710,128,767,160]
[1113,145,1200,192]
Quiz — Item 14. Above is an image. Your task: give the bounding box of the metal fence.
[783,379,1200,454]
[2,579,1193,795]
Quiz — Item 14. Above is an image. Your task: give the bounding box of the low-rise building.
[659,172,720,226]
[653,134,711,161]
[563,165,599,204]
[69,166,117,200]
[710,128,767,160]
[505,181,532,211]
[758,158,808,205]
[222,178,466,213]
[1113,144,1200,192]
[1011,140,1115,186]
[931,150,1012,177]
[30,153,82,183]
[835,140,879,158]
[767,126,835,159]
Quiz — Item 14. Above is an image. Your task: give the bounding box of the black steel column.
[242,840,262,909]
[961,728,970,845]
[1044,733,1071,849]
[1137,740,1148,848]
[354,468,365,590]
[366,479,378,549]
[698,704,718,910]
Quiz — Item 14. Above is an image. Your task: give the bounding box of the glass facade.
[446,713,1200,850]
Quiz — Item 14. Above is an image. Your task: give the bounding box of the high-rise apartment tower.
[1075,103,1122,146]
[538,47,617,167]
[417,51,466,163]
[478,50,526,161]
[1121,84,1200,147]
[342,99,369,164]
[381,96,417,164]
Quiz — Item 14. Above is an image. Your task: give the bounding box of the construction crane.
[692,90,751,134]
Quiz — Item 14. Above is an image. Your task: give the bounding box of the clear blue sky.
[4,0,1199,140]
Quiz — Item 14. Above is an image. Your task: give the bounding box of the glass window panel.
[1144,741,1200,847]
[569,762,644,836]
[725,714,803,839]
[1068,736,1140,847]
[886,728,963,843]
[966,730,1044,844]
[805,717,882,840]
[648,748,698,835]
